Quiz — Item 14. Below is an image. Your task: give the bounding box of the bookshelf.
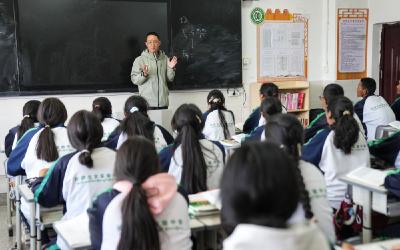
[249,81,310,127]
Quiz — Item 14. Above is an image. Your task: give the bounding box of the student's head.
[17,100,41,140]
[171,104,207,194]
[115,137,160,250]
[124,95,149,117]
[260,97,282,121]
[121,95,154,142]
[221,142,299,233]
[259,82,279,100]
[92,97,112,122]
[67,110,103,168]
[145,31,161,54]
[264,114,314,220]
[357,77,376,98]
[36,98,68,162]
[326,96,359,154]
[320,83,344,109]
[207,89,231,139]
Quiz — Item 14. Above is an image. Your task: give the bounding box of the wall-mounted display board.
[257,14,308,82]
[337,8,369,80]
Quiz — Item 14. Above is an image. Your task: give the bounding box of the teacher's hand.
[168,56,178,69]
[142,65,149,77]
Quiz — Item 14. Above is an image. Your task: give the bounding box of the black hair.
[67,110,103,168]
[207,89,235,139]
[259,82,279,98]
[36,98,68,162]
[220,142,299,234]
[260,97,282,121]
[360,77,376,96]
[323,83,344,105]
[17,100,40,140]
[121,95,154,142]
[92,97,112,122]
[172,104,209,194]
[146,32,160,40]
[114,137,160,250]
[327,96,359,154]
[264,114,314,220]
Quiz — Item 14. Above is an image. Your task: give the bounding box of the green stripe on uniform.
[34,158,61,202]
[306,112,325,129]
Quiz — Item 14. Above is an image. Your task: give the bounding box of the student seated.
[265,114,335,242]
[391,80,400,121]
[354,77,395,141]
[5,100,40,157]
[159,104,225,194]
[245,97,282,141]
[220,142,330,250]
[302,96,370,209]
[202,89,235,141]
[91,97,120,141]
[105,95,173,152]
[369,130,400,168]
[242,82,286,134]
[88,137,192,250]
[305,83,365,142]
[32,110,116,249]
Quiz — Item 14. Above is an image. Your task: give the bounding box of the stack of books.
[189,190,221,217]
[279,92,306,111]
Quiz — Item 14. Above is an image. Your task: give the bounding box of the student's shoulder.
[93,188,121,208]
[304,128,331,146]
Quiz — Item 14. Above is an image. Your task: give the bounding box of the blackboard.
[0,0,242,95]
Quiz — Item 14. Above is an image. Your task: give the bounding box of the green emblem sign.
[251,7,264,24]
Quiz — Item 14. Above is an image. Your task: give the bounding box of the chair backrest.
[375,125,398,139]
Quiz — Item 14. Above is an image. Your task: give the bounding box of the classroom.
[2,0,400,249]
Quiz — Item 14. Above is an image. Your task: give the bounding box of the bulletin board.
[257,14,308,82]
[337,8,369,80]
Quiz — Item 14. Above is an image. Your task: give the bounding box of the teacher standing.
[131,32,177,109]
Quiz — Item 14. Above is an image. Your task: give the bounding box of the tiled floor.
[0,205,17,249]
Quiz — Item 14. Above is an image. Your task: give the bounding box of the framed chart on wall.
[257,14,308,82]
[337,8,369,80]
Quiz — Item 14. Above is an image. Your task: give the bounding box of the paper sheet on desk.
[346,167,390,187]
[189,189,221,210]
[53,212,90,248]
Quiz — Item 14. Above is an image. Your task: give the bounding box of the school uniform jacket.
[244,126,264,142]
[7,125,74,178]
[32,147,116,249]
[4,125,18,157]
[223,223,330,250]
[104,123,173,152]
[369,131,400,167]
[354,95,396,141]
[88,189,192,250]
[392,97,400,121]
[302,128,370,209]
[101,117,120,142]
[202,109,235,141]
[384,170,400,199]
[159,138,225,191]
[242,107,261,134]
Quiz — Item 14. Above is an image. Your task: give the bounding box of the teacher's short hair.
[146,32,160,40]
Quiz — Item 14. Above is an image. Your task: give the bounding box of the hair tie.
[342,110,351,116]
[130,107,139,113]
[81,149,90,154]
[23,114,30,118]
[44,124,50,128]
[208,97,221,104]
[196,115,202,124]
[94,104,100,108]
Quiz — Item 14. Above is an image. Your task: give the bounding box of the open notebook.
[345,167,390,187]
[189,189,221,217]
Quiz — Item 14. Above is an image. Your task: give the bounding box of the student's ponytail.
[68,110,103,168]
[172,104,208,194]
[36,98,67,162]
[118,183,160,250]
[121,111,155,142]
[17,100,40,140]
[265,114,314,220]
[327,97,359,154]
[207,90,234,139]
[114,137,161,249]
